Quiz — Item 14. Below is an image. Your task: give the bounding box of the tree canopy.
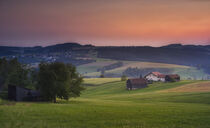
[38,62,84,102]
[0,58,84,102]
[0,58,30,90]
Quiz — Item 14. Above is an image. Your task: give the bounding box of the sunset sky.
[0,0,210,46]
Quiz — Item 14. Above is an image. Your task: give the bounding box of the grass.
[77,58,208,79]
[77,58,189,75]
[83,78,121,86]
[1,78,210,128]
[162,81,210,92]
[77,58,118,74]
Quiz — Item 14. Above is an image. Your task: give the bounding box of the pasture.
[1,78,210,128]
[77,58,208,79]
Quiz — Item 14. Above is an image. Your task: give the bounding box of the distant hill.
[0,42,210,66]
[96,44,210,66]
[0,42,94,55]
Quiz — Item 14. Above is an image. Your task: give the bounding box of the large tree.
[0,58,30,90]
[38,62,84,102]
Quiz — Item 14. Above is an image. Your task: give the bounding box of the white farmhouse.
[144,72,166,82]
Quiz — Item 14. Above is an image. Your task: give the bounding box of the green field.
[77,58,208,79]
[1,78,210,128]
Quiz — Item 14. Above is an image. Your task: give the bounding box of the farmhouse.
[144,72,166,82]
[8,85,41,101]
[126,78,147,90]
[165,74,180,82]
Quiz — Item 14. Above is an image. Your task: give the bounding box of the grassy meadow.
[77,58,208,79]
[1,78,210,128]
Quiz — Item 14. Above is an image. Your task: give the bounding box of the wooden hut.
[165,74,180,82]
[8,85,41,101]
[126,78,147,90]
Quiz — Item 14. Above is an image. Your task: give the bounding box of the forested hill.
[97,44,210,66]
[0,43,210,67]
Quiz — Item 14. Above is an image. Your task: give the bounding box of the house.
[144,72,166,82]
[8,85,41,101]
[165,74,180,82]
[126,78,148,90]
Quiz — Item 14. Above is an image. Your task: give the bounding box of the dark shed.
[126,78,148,90]
[165,74,180,82]
[8,85,41,101]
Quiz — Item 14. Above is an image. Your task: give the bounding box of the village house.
[144,72,166,82]
[126,78,148,90]
[165,74,180,82]
[8,85,41,101]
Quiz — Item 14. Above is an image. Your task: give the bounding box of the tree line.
[0,58,84,102]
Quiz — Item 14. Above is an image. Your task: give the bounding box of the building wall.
[159,78,165,82]
[126,80,147,90]
[16,87,30,101]
[8,85,16,101]
[132,84,147,90]
[145,74,165,82]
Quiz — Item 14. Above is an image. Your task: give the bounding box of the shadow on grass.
[0,99,16,106]
[54,99,90,105]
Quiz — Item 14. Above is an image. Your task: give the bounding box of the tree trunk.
[53,96,56,103]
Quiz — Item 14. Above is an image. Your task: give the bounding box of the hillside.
[1,79,210,128]
[1,43,210,66]
[78,58,208,79]
[1,43,210,78]
[97,44,210,65]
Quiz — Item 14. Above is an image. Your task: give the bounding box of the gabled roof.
[145,72,166,78]
[166,74,180,79]
[127,78,147,85]
[151,72,162,76]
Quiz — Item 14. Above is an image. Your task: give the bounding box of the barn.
[165,74,180,82]
[126,78,148,90]
[8,85,41,101]
[144,72,166,82]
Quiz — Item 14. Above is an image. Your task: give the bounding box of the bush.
[121,75,127,81]
[100,74,105,78]
[0,91,8,100]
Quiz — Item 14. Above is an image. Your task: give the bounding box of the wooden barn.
[126,78,148,90]
[8,85,41,101]
[144,72,166,82]
[165,74,180,82]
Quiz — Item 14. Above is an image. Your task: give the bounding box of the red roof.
[146,72,166,78]
[151,72,161,76]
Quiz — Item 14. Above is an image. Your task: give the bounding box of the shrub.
[121,75,127,81]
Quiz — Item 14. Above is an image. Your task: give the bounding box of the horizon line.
[0,42,210,48]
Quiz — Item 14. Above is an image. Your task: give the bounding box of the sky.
[0,0,210,47]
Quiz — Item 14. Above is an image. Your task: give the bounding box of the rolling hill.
[1,42,210,79]
[78,58,208,79]
[1,79,210,128]
[1,43,210,66]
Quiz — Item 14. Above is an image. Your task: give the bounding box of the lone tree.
[100,69,105,78]
[121,75,127,81]
[38,62,84,103]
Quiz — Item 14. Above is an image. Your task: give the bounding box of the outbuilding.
[8,85,41,101]
[165,74,180,82]
[126,78,148,90]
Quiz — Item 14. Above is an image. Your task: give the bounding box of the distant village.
[126,72,180,90]
[5,51,95,68]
